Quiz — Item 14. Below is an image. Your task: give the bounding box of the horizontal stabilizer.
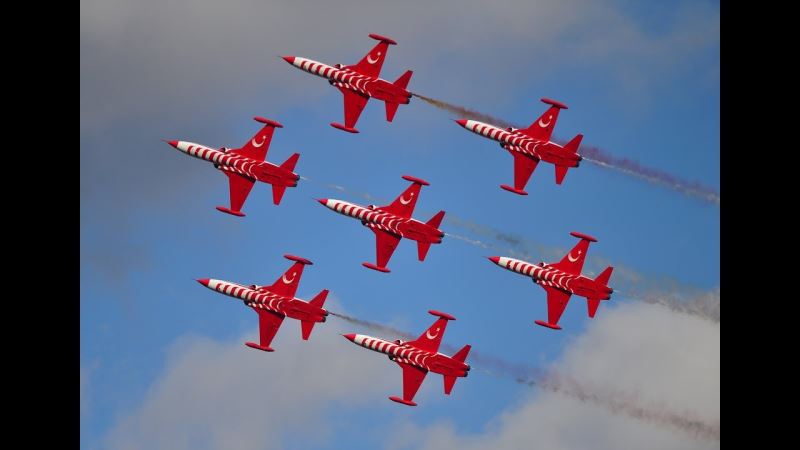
[444,376,458,395]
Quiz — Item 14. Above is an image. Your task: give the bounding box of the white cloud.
[103,317,395,450]
[384,302,719,450]
[80,0,719,131]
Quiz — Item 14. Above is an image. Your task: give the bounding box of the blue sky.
[81,1,719,448]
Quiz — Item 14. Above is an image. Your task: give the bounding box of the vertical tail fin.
[272,153,300,205]
[563,133,583,154]
[309,289,328,309]
[595,266,613,286]
[426,210,446,229]
[393,69,413,90]
[444,344,471,395]
[418,210,445,261]
[385,70,412,122]
[451,344,471,363]
[280,152,300,172]
[588,266,613,318]
[301,290,328,340]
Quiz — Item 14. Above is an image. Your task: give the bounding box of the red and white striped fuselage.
[170,141,299,187]
[285,57,411,105]
[493,257,612,300]
[198,279,327,323]
[460,120,581,167]
[319,199,444,244]
[345,334,469,377]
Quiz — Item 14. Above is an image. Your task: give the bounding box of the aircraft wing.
[511,151,539,193]
[224,171,256,213]
[407,316,450,353]
[254,309,285,349]
[229,120,278,162]
[379,178,425,218]
[520,103,563,142]
[541,285,573,327]
[548,234,593,275]
[345,37,393,78]
[266,258,309,298]
[338,87,370,131]
[396,360,428,405]
[370,227,402,270]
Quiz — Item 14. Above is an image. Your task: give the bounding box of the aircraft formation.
[165,34,615,407]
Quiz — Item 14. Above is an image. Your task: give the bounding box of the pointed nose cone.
[196,278,210,287]
[342,333,357,342]
[454,119,468,128]
[165,140,179,148]
[488,256,500,265]
[282,55,296,65]
[316,198,328,206]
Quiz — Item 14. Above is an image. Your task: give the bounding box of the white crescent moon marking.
[251,136,266,148]
[567,251,581,263]
[282,272,296,284]
[367,51,381,64]
[538,115,552,128]
[399,194,413,205]
[426,327,440,339]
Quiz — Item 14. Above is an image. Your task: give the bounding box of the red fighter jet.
[196,254,328,352]
[488,232,614,330]
[455,98,584,194]
[317,175,445,273]
[165,117,300,217]
[282,33,413,133]
[343,310,471,406]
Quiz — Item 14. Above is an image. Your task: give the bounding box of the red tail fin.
[587,266,613,318]
[272,153,300,205]
[555,165,569,185]
[426,210,445,229]
[394,69,413,90]
[451,344,471,363]
[272,186,287,205]
[386,70,412,122]
[417,210,445,261]
[280,152,300,172]
[443,376,457,395]
[300,290,327,340]
[587,298,601,318]
[563,133,583,154]
[301,320,315,340]
[417,242,431,262]
[594,266,613,286]
[386,102,400,122]
[444,345,470,395]
[309,289,328,309]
